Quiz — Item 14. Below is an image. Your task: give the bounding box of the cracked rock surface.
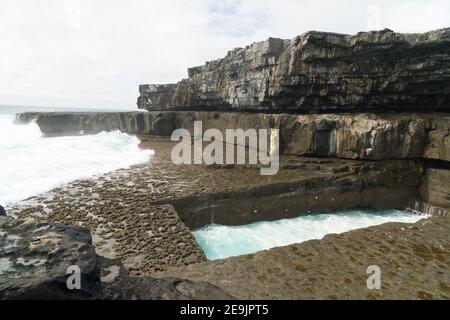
[0,216,233,300]
[7,137,423,275]
[157,215,450,300]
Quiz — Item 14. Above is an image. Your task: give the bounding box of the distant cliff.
[137,28,450,113]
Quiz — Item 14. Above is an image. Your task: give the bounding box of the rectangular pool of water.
[193,209,424,260]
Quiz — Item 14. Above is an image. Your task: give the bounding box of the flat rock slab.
[157,215,450,300]
[7,137,422,276]
[0,216,233,300]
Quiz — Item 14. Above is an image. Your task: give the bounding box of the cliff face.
[18,110,449,216]
[16,111,450,163]
[138,28,450,113]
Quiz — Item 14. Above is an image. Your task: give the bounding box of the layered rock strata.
[4,136,448,299]
[408,166,450,216]
[137,28,450,113]
[15,111,450,162]
[15,110,450,217]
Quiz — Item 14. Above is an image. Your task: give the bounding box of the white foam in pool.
[0,114,153,205]
[193,209,424,260]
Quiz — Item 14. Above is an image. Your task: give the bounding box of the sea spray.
[0,114,153,205]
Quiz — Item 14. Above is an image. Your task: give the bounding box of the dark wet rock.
[138,28,450,113]
[407,199,450,217]
[0,217,232,300]
[15,111,176,136]
[0,206,5,216]
[0,216,100,299]
[172,159,423,229]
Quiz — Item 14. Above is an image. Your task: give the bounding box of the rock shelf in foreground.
[158,215,450,300]
[6,26,450,299]
[0,215,232,300]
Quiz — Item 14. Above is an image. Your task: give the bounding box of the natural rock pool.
[193,209,424,260]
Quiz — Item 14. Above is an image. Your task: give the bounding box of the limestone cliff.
[138,28,450,113]
[16,111,450,163]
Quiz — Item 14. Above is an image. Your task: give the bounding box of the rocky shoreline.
[2,146,448,299]
[157,215,449,300]
[3,133,448,299]
[0,215,232,299]
[7,136,426,275]
[2,28,450,299]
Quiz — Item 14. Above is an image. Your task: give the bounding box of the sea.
[0,105,153,206]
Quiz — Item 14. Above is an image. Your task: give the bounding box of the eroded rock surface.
[0,215,100,299]
[100,255,233,300]
[138,29,450,113]
[6,136,424,275]
[424,117,450,162]
[4,120,448,299]
[0,216,233,300]
[158,215,450,300]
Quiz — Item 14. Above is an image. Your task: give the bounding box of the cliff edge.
[138,28,450,113]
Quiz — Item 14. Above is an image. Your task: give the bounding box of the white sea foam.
[193,209,424,260]
[0,114,153,205]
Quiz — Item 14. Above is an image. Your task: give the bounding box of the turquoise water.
[193,209,423,260]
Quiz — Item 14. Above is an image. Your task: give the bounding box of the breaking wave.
[0,114,153,205]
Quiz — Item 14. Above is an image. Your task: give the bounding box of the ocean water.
[0,106,153,205]
[193,209,424,260]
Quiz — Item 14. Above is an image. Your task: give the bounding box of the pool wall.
[170,160,422,229]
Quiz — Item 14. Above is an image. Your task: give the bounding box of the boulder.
[0,216,233,300]
[0,206,5,216]
[0,216,100,299]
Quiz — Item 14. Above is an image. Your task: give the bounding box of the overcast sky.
[0,0,449,109]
